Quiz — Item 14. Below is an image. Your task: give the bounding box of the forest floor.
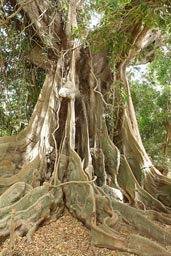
[0,209,135,256]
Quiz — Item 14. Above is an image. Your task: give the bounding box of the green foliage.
[131,79,162,139]
[0,25,44,136]
[131,79,164,165]
[89,0,171,65]
[130,48,171,167]
[148,49,171,123]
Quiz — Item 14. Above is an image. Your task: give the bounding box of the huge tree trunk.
[1,1,171,255]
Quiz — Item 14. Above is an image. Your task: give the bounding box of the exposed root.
[63,149,96,227]
[55,148,171,255]
[0,182,32,208]
[91,194,170,256]
[0,156,40,192]
[148,210,171,225]
[118,155,169,212]
[0,184,64,244]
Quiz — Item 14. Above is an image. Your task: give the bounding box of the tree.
[1,1,171,255]
[148,49,171,162]
[130,48,171,172]
[0,21,44,136]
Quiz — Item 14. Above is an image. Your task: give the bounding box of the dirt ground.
[0,209,135,256]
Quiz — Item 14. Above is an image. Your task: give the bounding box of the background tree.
[1,1,171,255]
[0,22,44,135]
[130,47,171,173]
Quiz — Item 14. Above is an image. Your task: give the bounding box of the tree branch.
[0,0,35,26]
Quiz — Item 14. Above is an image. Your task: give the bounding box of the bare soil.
[0,209,135,256]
